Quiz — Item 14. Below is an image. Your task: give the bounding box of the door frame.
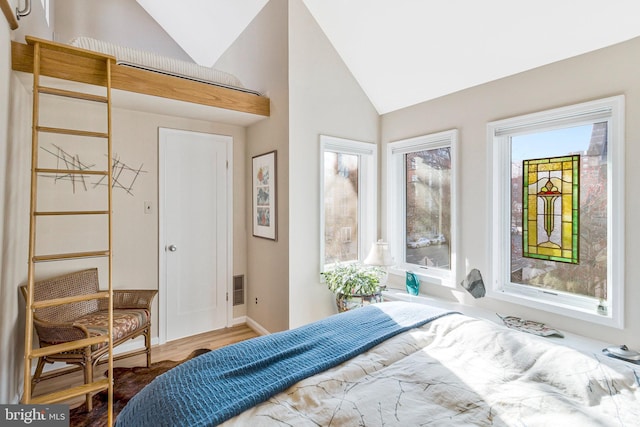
[157,127,234,344]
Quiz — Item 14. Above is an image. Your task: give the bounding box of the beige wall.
[52,0,191,61]
[12,0,53,43]
[0,10,19,405]
[216,0,381,330]
[216,0,290,333]
[381,36,640,349]
[1,5,43,400]
[287,0,379,327]
[2,5,40,400]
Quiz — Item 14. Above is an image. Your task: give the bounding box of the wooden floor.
[32,324,259,408]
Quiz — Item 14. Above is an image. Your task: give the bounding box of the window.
[41,0,51,26]
[488,96,625,328]
[321,136,376,270]
[387,130,458,287]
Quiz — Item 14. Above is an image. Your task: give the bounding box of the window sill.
[487,287,622,330]
[389,266,454,289]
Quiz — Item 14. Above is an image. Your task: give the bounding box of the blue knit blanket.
[115,302,453,426]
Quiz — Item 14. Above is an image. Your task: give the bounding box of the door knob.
[168,244,177,252]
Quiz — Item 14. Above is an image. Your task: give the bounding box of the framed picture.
[252,150,277,240]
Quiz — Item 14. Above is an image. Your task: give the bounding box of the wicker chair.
[20,268,157,411]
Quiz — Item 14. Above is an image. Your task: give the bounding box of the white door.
[159,128,230,342]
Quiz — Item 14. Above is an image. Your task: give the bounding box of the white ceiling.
[139,0,640,115]
[135,0,269,67]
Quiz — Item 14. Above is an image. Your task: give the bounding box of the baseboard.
[231,316,247,326]
[245,316,270,336]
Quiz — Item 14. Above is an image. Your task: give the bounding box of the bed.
[67,37,258,96]
[11,36,270,118]
[114,301,639,426]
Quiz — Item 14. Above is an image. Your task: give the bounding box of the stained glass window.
[489,96,625,326]
[522,155,579,264]
[509,122,608,300]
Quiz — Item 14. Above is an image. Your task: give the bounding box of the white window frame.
[386,129,458,288]
[487,96,625,328]
[40,0,51,26]
[320,135,377,271]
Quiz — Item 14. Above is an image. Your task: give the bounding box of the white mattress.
[69,36,256,94]
[226,312,640,426]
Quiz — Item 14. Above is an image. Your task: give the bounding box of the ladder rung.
[35,168,108,176]
[30,336,110,359]
[34,210,109,216]
[29,378,110,404]
[33,250,110,262]
[31,292,109,309]
[37,126,108,138]
[38,86,108,103]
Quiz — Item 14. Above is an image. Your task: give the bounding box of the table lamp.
[364,239,394,289]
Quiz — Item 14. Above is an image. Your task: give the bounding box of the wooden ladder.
[21,36,115,424]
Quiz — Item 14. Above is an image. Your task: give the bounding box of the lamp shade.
[364,239,393,266]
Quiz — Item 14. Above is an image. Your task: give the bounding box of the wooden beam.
[12,41,270,117]
[1,0,18,30]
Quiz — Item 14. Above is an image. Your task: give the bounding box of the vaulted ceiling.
[137,0,640,114]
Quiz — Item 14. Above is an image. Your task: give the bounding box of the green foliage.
[322,263,382,296]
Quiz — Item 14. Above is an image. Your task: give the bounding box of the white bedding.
[225,313,640,426]
[68,36,251,93]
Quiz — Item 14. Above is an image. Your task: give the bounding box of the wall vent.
[233,275,244,306]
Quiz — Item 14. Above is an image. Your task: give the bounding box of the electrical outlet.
[255,297,258,304]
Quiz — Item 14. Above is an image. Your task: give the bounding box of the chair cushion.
[73,309,151,350]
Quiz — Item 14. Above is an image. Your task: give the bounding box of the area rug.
[70,349,211,427]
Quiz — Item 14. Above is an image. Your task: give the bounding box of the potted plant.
[322,263,384,312]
